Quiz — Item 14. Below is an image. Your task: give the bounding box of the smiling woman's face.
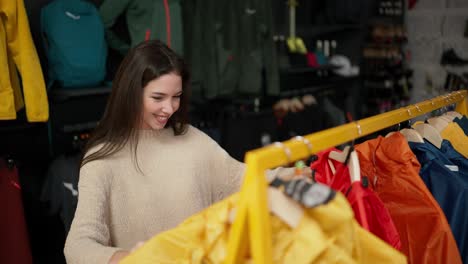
[140,72,183,130]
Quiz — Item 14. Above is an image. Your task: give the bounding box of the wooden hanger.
[413,123,443,148]
[399,128,425,143]
[427,117,449,133]
[228,187,304,228]
[328,146,361,183]
[439,115,454,122]
[445,111,463,119]
[268,187,303,228]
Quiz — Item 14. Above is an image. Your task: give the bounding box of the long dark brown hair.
[81,40,190,168]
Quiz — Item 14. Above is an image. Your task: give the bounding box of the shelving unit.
[361,0,411,116]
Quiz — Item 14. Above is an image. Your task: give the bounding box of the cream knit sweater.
[64,126,246,264]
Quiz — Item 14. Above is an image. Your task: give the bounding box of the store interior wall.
[407,0,468,102]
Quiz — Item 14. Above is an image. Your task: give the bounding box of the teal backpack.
[41,0,107,89]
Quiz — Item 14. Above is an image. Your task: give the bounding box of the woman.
[64,40,250,264]
[64,40,296,264]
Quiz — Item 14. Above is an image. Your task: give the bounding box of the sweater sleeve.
[202,132,295,203]
[64,160,122,264]
[206,139,246,203]
[99,0,132,55]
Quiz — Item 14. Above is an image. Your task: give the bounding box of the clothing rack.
[224,89,468,264]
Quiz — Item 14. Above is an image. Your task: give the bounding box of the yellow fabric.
[441,122,468,158]
[0,0,48,122]
[121,192,406,264]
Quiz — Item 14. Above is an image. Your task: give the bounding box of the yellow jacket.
[0,0,48,122]
[122,192,406,263]
[441,122,468,158]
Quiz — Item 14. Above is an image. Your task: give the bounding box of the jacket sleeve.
[99,0,132,55]
[64,160,122,264]
[4,0,49,122]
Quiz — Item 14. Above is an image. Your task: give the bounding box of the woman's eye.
[152,97,163,101]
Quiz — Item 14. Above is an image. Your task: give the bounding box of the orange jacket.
[355,132,462,264]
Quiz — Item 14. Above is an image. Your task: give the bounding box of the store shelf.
[49,85,112,102]
[280,64,340,74]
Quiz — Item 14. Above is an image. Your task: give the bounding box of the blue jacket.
[454,116,468,136]
[409,140,468,263]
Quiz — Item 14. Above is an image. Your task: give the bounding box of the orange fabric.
[355,132,462,264]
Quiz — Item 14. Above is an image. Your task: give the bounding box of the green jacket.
[99,0,183,55]
[183,0,279,99]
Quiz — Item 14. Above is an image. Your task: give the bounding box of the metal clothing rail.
[225,89,468,264]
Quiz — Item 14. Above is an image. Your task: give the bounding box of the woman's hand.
[108,250,130,264]
[108,241,145,264]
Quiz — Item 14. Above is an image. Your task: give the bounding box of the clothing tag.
[445,165,459,172]
[301,182,335,208]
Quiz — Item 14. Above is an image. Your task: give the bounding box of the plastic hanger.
[427,117,449,133]
[413,123,443,148]
[399,128,425,143]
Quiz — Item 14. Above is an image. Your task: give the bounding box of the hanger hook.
[273,142,292,164]
[292,136,313,156]
[355,121,362,136]
[406,108,412,116]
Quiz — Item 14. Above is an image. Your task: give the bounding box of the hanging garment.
[454,116,468,136]
[99,0,184,55]
[41,154,80,235]
[184,0,279,99]
[120,191,406,264]
[0,158,33,264]
[0,0,49,122]
[355,132,462,264]
[311,148,401,250]
[439,139,468,174]
[441,122,468,158]
[409,140,468,263]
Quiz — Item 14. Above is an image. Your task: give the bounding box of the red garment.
[355,133,462,264]
[347,181,401,250]
[311,148,401,250]
[0,159,33,264]
[310,148,351,193]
